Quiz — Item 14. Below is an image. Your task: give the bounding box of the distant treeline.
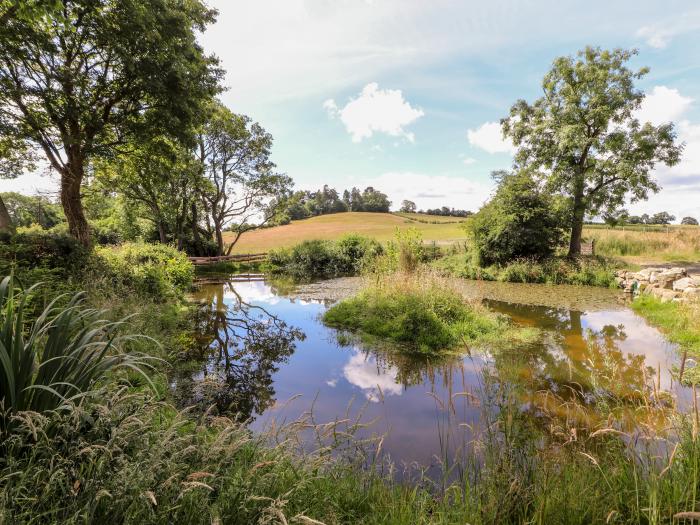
[420,207,473,218]
[277,185,391,222]
[398,200,472,218]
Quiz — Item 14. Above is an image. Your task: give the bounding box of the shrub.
[94,242,194,298]
[0,275,156,431]
[269,235,382,280]
[469,170,566,266]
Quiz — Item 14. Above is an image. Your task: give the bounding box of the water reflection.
[179,276,687,471]
[172,278,304,420]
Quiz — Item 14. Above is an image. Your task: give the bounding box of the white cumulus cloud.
[324,83,424,142]
[635,86,694,126]
[343,349,403,402]
[467,121,514,154]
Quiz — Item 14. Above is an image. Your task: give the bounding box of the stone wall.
[616,267,700,302]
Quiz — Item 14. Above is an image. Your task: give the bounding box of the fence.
[580,240,595,256]
[188,252,268,265]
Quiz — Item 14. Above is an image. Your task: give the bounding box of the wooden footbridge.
[188,252,268,265]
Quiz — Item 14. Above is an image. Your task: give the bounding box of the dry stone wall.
[616,267,700,302]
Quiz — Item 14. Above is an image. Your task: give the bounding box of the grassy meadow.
[584,225,700,264]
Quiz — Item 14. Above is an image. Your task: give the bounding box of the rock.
[648,287,666,298]
[660,289,681,303]
[615,277,625,287]
[615,270,628,278]
[673,277,695,291]
[690,275,700,287]
[683,287,700,297]
[643,283,660,295]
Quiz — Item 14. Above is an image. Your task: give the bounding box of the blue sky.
[8,0,700,219]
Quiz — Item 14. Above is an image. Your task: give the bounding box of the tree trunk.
[567,183,586,257]
[191,202,200,248]
[215,226,224,256]
[60,165,91,247]
[157,219,167,244]
[0,194,14,233]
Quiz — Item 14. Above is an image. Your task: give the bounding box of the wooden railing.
[188,252,268,265]
[580,240,595,256]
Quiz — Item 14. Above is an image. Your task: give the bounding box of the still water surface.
[173,275,690,475]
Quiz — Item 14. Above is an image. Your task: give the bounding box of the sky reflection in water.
[182,277,689,473]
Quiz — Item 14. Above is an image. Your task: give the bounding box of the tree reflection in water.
[487,302,674,433]
[176,279,304,420]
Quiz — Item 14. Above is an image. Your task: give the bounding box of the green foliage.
[632,296,700,364]
[681,216,699,226]
[435,253,620,287]
[469,170,566,266]
[0,275,155,430]
[0,0,222,244]
[94,243,194,299]
[323,273,529,354]
[269,235,383,280]
[0,192,63,229]
[503,47,682,255]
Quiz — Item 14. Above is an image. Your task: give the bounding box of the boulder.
[683,287,700,297]
[673,277,695,291]
[660,289,681,303]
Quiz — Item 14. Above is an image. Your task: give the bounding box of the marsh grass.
[323,271,537,355]
[585,226,700,262]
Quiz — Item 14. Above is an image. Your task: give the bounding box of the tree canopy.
[502,47,682,256]
[0,0,221,245]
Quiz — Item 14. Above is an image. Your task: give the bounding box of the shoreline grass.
[323,271,538,354]
[434,253,622,288]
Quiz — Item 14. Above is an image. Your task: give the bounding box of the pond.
[172,274,691,480]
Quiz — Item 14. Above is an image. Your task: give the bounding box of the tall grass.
[0,275,157,430]
[434,253,621,287]
[323,271,537,354]
[586,227,700,261]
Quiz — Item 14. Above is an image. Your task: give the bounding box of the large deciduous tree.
[0,0,220,245]
[502,47,682,256]
[95,137,201,248]
[198,104,292,255]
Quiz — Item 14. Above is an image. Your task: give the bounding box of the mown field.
[227,212,700,264]
[226,212,468,253]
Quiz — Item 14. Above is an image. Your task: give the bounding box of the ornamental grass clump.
[323,271,528,354]
[0,275,157,431]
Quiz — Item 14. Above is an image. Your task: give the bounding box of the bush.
[0,275,156,432]
[269,235,382,280]
[94,242,194,298]
[469,170,566,266]
[434,253,620,287]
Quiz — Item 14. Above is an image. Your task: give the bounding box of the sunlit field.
[584,225,700,263]
[227,213,700,264]
[226,212,468,253]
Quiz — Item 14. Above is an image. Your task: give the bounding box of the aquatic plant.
[323,271,535,354]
